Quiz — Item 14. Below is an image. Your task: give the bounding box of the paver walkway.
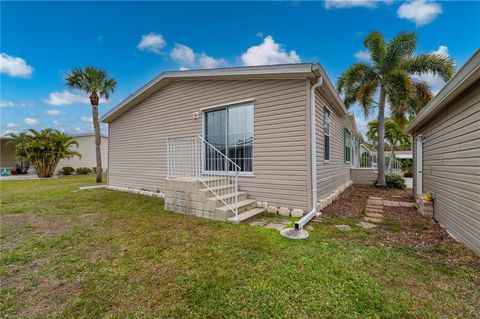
[357,196,385,229]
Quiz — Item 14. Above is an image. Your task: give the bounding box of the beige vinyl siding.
[1,140,16,169]
[314,89,354,200]
[56,136,108,172]
[413,80,480,254]
[108,79,310,210]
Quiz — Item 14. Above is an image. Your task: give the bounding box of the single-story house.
[56,133,109,173]
[0,136,16,171]
[405,49,480,254]
[101,64,359,223]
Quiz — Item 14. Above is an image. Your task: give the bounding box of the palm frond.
[401,53,455,81]
[383,32,416,72]
[363,31,385,66]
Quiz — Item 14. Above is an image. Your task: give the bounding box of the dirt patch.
[323,185,479,269]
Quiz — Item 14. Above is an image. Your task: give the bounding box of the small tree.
[367,118,411,173]
[7,129,81,178]
[66,67,116,183]
[337,31,454,186]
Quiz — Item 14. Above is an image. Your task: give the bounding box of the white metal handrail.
[167,135,240,217]
[357,144,402,176]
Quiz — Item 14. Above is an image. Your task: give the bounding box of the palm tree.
[7,129,81,178]
[337,31,454,186]
[66,67,116,183]
[367,118,411,174]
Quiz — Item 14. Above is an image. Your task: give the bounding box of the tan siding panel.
[414,80,480,254]
[314,89,354,200]
[109,79,309,210]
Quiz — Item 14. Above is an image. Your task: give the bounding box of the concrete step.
[215,199,257,215]
[206,192,248,211]
[227,208,266,224]
[199,184,235,196]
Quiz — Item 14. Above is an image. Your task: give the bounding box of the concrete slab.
[357,221,377,229]
[366,212,384,218]
[265,223,287,231]
[249,219,269,227]
[335,225,352,231]
[363,217,383,223]
[79,185,107,190]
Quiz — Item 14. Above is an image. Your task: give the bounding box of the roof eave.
[405,49,480,134]
[101,64,320,123]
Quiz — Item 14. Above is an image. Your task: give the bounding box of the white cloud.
[198,53,226,69]
[6,123,20,129]
[137,32,166,54]
[354,50,371,61]
[241,36,301,66]
[170,44,196,67]
[45,109,65,116]
[170,44,225,70]
[397,0,442,26]
[24,118,39,126]
[413,45,452,94]
[0,101,27,108]
[80,116,93,123]
[45,91,88,106]
[74,127,84,133]
[325,0,392,9]
[53,120,62,126]
[0,53,34,78]
[3,129,18,135]
[44,90,106,106]
[0,101,15,107]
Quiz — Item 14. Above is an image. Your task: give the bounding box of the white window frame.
[201,100,255,177]
[344,128,352,164]
[323,106,332,164]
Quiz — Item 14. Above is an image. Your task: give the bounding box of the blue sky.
[1,1,479,136]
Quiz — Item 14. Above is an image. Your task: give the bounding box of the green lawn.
[1,176,478,318]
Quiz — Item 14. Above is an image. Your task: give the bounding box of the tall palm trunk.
[90,92,103,183]
[377,88,387,186]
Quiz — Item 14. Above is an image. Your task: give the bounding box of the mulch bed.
[322,184,479,269]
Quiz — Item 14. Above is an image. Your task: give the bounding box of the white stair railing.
[167,135,240,217]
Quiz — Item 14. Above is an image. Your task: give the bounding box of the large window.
[204,103,254,173]
[344,128,352,163]
[323,108,330,161]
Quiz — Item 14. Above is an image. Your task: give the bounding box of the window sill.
[324,160,330,164]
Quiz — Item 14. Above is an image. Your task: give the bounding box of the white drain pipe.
[295,76,323,230]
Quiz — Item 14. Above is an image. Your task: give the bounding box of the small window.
[323,108,330,161]
[344,128,352,163]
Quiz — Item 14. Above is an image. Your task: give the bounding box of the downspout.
[295,76,323,230]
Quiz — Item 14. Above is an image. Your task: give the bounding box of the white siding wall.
[413,80,480,254]
[108,79,310,210]
[314,89,354,200]
[57,135,108,172]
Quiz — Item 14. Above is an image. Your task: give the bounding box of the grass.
[1,176,479,318]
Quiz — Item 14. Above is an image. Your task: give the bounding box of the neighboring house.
[0,136,16,170]
[405,50,480,254]
[101,64,358,222]
[56,133,109,173]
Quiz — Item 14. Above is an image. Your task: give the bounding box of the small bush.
[91,167,97,174]
[386,175,406,189]
[76,167,92,175]
[60,166,75,175]
[403,170,413,178]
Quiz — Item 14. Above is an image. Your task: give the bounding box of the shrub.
[403,170,413,178]
[6,129,80,178]
[386,175,406,189]
[76,167,92,175]
[91,167,97,174]
[60,166,75,175]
